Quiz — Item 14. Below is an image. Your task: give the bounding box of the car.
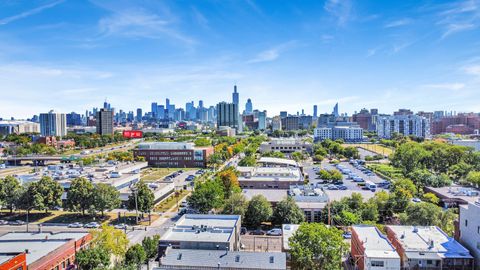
[114,223,127,230]
[9,220,25,225]
[0,220,8,225]
[250,229,266,235]
[240,227,248,235]
[186,175,195,181]
[267,228,282,236]
[68,222,83,228]
[412,198,422,203]
[353,177,365,183]
[336,185,348,190]
[342,232,352,239]
[332,180,344,185]
[84,222,100,229]
[327,184,339,190]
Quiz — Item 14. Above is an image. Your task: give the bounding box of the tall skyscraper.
[258,110,267,130]
[280,111,288,118]
[313,105,318,118]
[39,110,67,137]
[216,102,239,130]
[96,108,114,135]
[158,105,165,119]
[232,85,239,106]
[136,108,142,122]
[151,102,158,118]
[245,98,253,114]
[333,103,339,117]
[199,100,204,109]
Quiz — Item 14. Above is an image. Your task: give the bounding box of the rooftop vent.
[177,253,182,260]
[235,255,240,262]
[270,256,275,263]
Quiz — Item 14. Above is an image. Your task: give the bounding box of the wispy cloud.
[247,41,297,64]
[392,41,414,53]
[463,64,480,76]
[442,23,476,39]
[384,18,413,28]
[423,83,466,91]
[0,0,64,25]
[191,7,209,30]
[437,0,480,39]
[324,0,353,26]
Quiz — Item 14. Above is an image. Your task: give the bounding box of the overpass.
[0,155,80,166]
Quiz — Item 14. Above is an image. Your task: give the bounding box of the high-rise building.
[313,105,318,118]
[96,108,114,135]
[207,106,216,123]
[245,98,253,114]
[258,110,267,130]
[232,85,239,106]
[332,103,339,117]
[39,110,67,137]
[280,111,288,118]
[377,114,430,139]
[216,102,239,130]
[199,100,204,109]
[158,105,165,119]
[272,116,282,131]
[151,102,158,118]
[281,116,300,131]
[136,108,142,122]
[66,112,82,126]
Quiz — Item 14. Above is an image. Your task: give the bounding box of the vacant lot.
[344,144,394,157]
[141,168,195,182]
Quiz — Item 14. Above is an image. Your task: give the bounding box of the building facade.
[376,115,430,139]
[314,126,363,142]
[458,202,480,269]
[133,142,213,168]
[39,111,67,137]
[259,138,312,154]
[96,108,114,135]
[0,121,40,135]
[217,102,239,131]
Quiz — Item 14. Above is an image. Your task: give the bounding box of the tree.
[272,197,305,225]
[0,176,21,213]
[361,198,379,222]
[292,151,306,162]
[216,167,240,199]
[422,193,440,204]
[391,142,429,174]
[76,246,110,270]
[244,195,272,228]
[194,137,212,147]
[91,224,129,257]
[466,171,480,187]
[125,244,147,266]
[142,235,160,261]
[289,223,348,270]
[36,176,63,213]
[66,177,94,215]
[187,180,224,213]
[17,183,44,213]
[402,202,442,226]
[128,180,155,215]
[343,147,360,159]
[373,191,394,221]
[221,193,248,219]
[94,183,121,216]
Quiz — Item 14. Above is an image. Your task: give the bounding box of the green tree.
[402,202,442,226]
[76,246,110,270]
[125,244,147,266]
[91,224,129,257]
[142,235,160,261]
[66,177,94,215]
[289,223,348,270]
[17,183,44,213]
[194,137,212,147]
[216,167,240,199]
[361,198,379,222]
[466,171,480,187]
[94,183,121,216]
[292,151,306,162]
[36,176,63,213]
[187,180,224,213]
[128,180,155,215]
[0,176,21,213]
[272,197,305,225]
[244,195,272,228]
[221,193,248,220]
[422,193,440,204]
[391,142,429,174]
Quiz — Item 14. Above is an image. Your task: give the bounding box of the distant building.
[450,139,480,151]
[217,102,239,131]
[96,108,114,135]
[352,108,375,131]
[431,112,480,135]
[39,110,67,137]
[458,202,480,269]
[351,225,400,270]
[158,214,241,255]
[333,103,339,117]
[259,138,312,154]
[385,225,474,270]
[0,120,39,135]
[376,114,430,139]
[0,232,91,270]
[245,98,253,114]
[258,110,267,130]
[272,116,282,131]
[66,112,82,126]
[314,125,363,142]
[136,108,142,122]
[313,105,318,119]
[217,126,236,137]
[289,185,328,222]
[133,142,213,168]
[281,116,299,131]
[394,109,413,116]
[158,247,287,270]
[237,166,303,189]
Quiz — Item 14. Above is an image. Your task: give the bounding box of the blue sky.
[1,0,480,119]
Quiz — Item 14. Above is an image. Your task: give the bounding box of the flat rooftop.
[425,185,480,204]
[352,226,399,259]
[324,190,376,202]
[160,214,240,244]
[387,226,472,259]
[242,189,287,203]
[258,157,299,167]
[137,142,195,150]
[159,248,286,270]
[0,232,89,265]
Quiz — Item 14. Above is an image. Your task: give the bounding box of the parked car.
[68,222,83,228]
[327,184,339,190]
[0,220,8,225]
[114,223,127,230]
[186,175,195,181]
[412,198,422,203]
[9,220,25,225]
[343,232,352,239]
[250,229,266,235]
[336,185,348,190]
[267,228,282,236]
[84,222,100,229]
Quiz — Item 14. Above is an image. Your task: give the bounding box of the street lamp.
[130,186,139,224]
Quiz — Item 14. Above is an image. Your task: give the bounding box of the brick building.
[133,142,213,168]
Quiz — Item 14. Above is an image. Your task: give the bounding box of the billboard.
[123,130,143,138]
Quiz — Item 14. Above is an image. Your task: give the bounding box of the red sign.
[123,130,143,138]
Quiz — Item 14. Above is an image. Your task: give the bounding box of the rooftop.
[237,166,302,182]
[387,226,472,259]
[352,226,399,259]
[282,224,300,251]
[137,142,195,150]
[424,185,480,204]
[258,157,299,167]
[242,189,287,203]
[158,248,286,270]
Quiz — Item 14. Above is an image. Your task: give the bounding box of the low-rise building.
[157,247,287,270]
[259,138,312,154]
[385,225,474,270]
[216,126,236,137]
[313,125,364,142]
[289,185,328,222]
[0,120,40,135]
[237,166,303,189]
[159,214,241,256]
[450,139,480,152]
[351,225,400,270]
[257,157,299,168]
[458,202,480,269]
[134,142,213,168]
[0,232,91,270]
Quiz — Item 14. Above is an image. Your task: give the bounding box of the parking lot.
[240,234,283,252]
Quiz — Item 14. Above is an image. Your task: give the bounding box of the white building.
[313,126,363,142]
[237,166,303,189]
[376,115,430,139]
[451,139,480,152]
[351,225,401,270]
[272,116,282,131]
[259,138,312,154]
[0,120,40,135]
[459,202,480,268]
[39,110,67,137]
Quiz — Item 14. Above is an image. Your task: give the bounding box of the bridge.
[0,155,81,166]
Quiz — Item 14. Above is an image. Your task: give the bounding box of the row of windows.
[149,156,193,161]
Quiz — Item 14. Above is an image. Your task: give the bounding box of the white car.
[114,223,127,230]
[68,222,83,228]
[266,228,282,236]
[84,222,100,229]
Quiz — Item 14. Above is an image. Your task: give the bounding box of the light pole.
[131,186,139,224]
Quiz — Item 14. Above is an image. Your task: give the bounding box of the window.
[371,261,384,267]
[477,226,480,234]
[427,260,433,265]
[465,219,468,227]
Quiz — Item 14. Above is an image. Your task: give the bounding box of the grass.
[154,189,190,212]
[141,168,197,182]
[367,163,403,180]
[0,211,53,222]
[344,143,394,157]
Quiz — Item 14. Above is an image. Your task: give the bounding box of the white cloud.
[463,64,480,76]
[441,23,476,39]
[437,0,480,39]
[384,18,413,28]
[324,0,353,26]
[0,0,64,25]
[423,83,466,91]
[247,41,297,64]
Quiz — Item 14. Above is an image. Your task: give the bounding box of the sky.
[1,0,480,119]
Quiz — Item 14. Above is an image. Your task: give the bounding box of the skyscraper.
[258,110,267,130]
[313,105,318,118]
[232,85,239,106]
[151,102,158,118]
[216,102,239,130]
[199,100,204,109]
[245,98,253,114]
[333,103,339,117]
[136,108,142,122]
[96,108,114,135]
[39,110,67,137]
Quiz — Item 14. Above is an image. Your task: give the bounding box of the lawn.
[141,168,197,182]
[367,163,403,180]
[154,189,190,212]
[0,211,53,223]
[344,143,394,157]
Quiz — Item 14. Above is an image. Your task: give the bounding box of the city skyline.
[1,0,480,118]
